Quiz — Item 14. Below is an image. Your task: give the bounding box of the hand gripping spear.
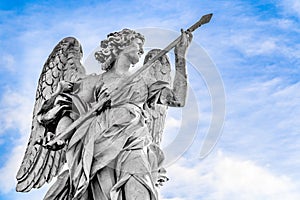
[46,13,213,146]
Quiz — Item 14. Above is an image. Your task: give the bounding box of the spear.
[46,13,213,145]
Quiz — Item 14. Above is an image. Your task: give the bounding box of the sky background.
[1,0,300,199]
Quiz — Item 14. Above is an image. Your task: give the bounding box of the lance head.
[187,13,213,32]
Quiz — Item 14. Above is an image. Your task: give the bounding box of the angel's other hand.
[45,135,66,151]
[46,139,66,151]
[35,132,66,151]
[35,132,55,146]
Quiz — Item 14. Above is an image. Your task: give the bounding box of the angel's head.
[95,28,145,71]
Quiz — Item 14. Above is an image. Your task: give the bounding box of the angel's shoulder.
[80,73,100,85]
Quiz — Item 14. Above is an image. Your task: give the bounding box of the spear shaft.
[49,13,213,143]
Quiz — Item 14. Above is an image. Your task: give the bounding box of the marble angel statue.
[15,27,193,200]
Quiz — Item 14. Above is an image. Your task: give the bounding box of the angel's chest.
[101,78,149,103]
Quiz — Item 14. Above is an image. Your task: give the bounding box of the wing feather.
[16,37,86,192]
[143,49,171,146]
[34,150,55,188]
[48,147,65,182]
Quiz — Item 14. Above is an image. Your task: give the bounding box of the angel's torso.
[97,72,150,108]
[72,72,152,108]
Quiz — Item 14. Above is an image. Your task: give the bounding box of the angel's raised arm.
[146,31,192,108]
[170,30,193,107]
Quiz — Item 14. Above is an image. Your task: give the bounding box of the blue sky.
[1,0,300,199]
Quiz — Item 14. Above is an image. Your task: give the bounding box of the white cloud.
[197,1,300,73]
[219,76,300,185]
[0,89,34,194]
[227,78,300,133]
[0,143,26,193]
[280,0,300,18]
[160,151,300,200]
[276,18,295,30]
[165,114,182,131]
[247,39,277,56]
[161,114,182,149]
[211,155,299,200]
[0,53,15,71]
[226,30,299,60]
[0,89,33,135]
[228,32,277,56]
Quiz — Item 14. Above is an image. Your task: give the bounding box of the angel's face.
[122,38,144,65]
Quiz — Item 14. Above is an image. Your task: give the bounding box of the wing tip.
[16,167,27,181]
[16,182,31,193]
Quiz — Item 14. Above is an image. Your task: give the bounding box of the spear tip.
[187,13,213,32]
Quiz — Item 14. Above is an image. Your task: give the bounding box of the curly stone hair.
[94,28,145,71]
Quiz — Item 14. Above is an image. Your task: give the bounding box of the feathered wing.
[16,37,86,192]
[144,49,172,146]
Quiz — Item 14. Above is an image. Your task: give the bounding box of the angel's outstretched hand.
[174,29,193,56]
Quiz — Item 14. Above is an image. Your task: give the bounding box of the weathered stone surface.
[16,28,192,200]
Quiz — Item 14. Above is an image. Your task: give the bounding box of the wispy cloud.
[221,76,300,180]
[0,89,32,135]
[280,0,300,18]
[0,53,15,72]
[161,151,300,200]
[0,143,27,193]
[197,1,300,83]
[0,89,34,194]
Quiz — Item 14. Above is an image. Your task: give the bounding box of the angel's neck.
[112,55,131,75]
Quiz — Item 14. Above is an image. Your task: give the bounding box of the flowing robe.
[44,74,175,200]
